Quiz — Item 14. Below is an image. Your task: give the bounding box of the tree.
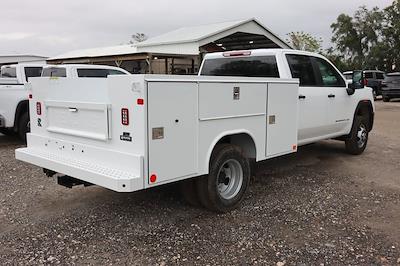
[329,4,398,72]
[129,33,148,44]
[286,31,322,52]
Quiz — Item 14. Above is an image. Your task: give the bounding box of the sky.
[0,0,394,57]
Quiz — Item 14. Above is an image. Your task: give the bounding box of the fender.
[352,100,374,132]
[204,129,258,173]
[13,100,29,131]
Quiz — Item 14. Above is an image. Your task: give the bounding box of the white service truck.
[0,64,129,140]
[0,64,43,139]
[16,49,374,212]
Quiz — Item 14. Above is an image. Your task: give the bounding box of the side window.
[24,67,43,82]
[376,73,385,80]
[108,69,127,75]
[286,54,317,86]
[77,69,108,78]
[364,72,373,79]
[314,58,346,87]
[1,67,17,78]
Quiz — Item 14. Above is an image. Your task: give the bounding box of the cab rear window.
[42,67,67,77]
[24,67,42,82]
[200,56,280,78]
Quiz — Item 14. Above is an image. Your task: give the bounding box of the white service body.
[16,75,299,192]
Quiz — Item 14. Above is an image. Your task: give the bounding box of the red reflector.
[137,98,144,105]
[36,102,41,115]
[223,50,251,57]
[121,108,129,125]
[150,174,157,183]
[29,94,32,99]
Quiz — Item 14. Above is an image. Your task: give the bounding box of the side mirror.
[352,70,364,89]
[347,70,364,96]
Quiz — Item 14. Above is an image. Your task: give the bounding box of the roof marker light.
[223,51,252,57]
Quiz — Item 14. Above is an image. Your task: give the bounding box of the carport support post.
[165,58,168,74]
[146,54,153,74]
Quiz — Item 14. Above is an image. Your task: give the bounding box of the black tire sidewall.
[345,116,368,155]
[206,145,250,212]
[18,113,30,141]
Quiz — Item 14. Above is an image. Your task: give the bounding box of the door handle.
[68,107,78,112]
[299,95,306,99]
[328,94,336,98]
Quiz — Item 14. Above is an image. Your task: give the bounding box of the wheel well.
[13,100,29,132]
[355,101,374,131]
[214,133,256,159]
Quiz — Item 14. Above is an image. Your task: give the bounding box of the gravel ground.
[0,101,400,265]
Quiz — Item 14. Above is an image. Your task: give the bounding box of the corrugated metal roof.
[137,19,250,47]
[50,45,138,60]
[49,18,290,61]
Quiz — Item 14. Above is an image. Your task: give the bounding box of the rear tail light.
[363,79,368,86]
[223,50,251,57]
[36,102,42,115]
[121,108,129,125]
[29,94,32,99]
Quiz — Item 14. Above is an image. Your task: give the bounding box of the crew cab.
[16,49,374,212]
[0,64,43,139]
[0,64,129,140]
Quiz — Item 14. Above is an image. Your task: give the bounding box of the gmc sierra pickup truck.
[0,64,129,140]
[16,49,374,213]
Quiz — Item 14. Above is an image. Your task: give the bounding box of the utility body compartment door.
[147,81,198,185]
[266,83,299,157]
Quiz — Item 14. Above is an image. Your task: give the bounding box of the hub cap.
[217,159,243,200]
[357,124,368,148]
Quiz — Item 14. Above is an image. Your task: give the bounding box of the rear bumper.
[15,134,144,192]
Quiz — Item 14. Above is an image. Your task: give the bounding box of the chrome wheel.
[357,124,368,148]
[217,159,243,200]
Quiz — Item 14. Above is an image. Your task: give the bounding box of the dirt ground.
[0,100,399,265]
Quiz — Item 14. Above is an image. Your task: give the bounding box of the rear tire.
[196,144,250,213]
[345,116,369,155]
[18,112,30,142]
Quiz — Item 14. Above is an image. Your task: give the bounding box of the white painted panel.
[199,82,266,120]
[148,82,198,184]
[266,83,299,157]
[45,101,110,141]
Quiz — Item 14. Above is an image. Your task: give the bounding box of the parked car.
[343,70,385,98]
[381,72,400,102]
[41,64,130,78]
[16,49,374,212]
[0,64,44,139]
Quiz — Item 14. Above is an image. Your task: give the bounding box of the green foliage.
[330,1,400,72]
[129,33,148,44]
[286,31,322,52]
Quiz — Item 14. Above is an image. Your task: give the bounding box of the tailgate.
[45,101,111,141]
[17,76,148,192]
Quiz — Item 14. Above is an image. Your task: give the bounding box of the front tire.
[345,116,369,155]
[196,144,250,213]
[18,112,30,142]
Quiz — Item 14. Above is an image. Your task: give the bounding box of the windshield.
[200,56,280,78]
[1,67,17,78]
[42,67,67,77]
